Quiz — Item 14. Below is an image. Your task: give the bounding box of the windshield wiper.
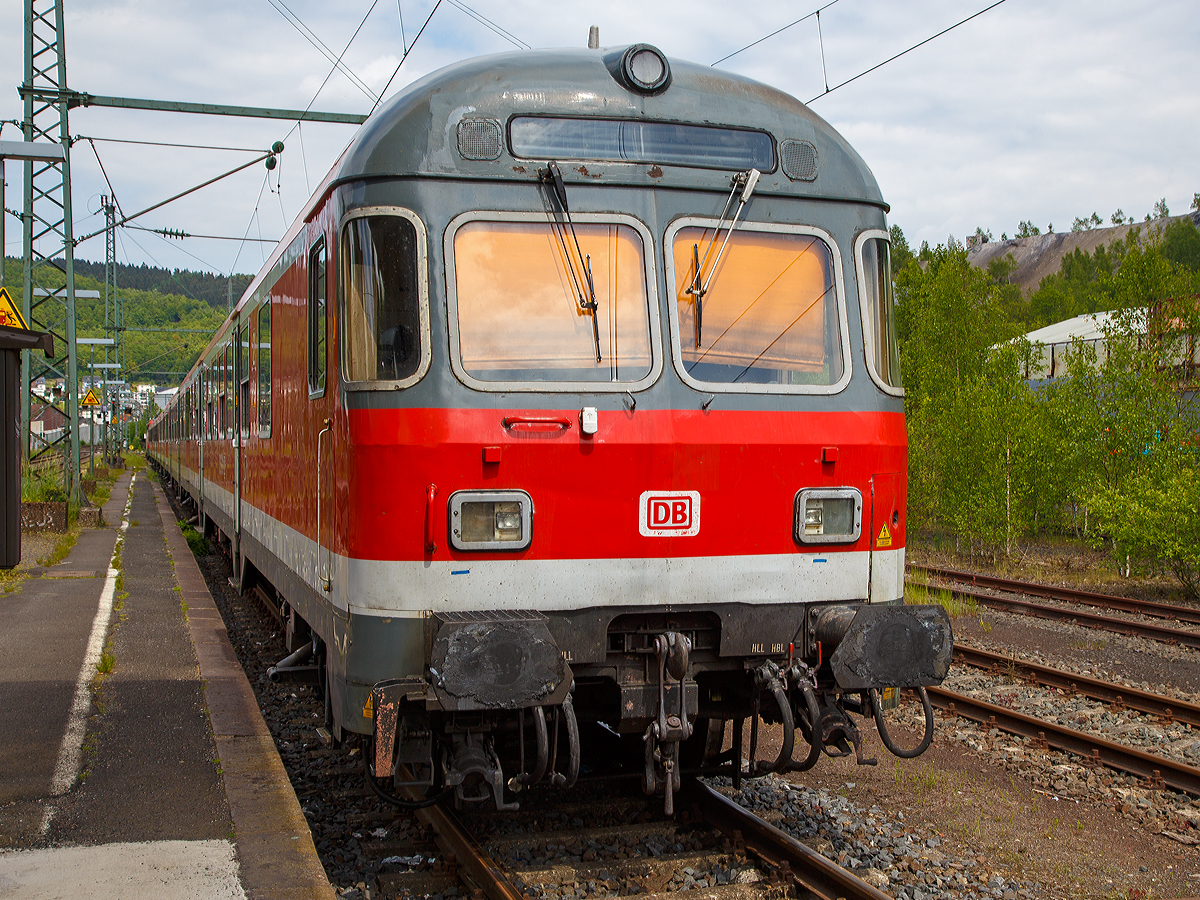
[540,161,602,363]
[685,167,761,347]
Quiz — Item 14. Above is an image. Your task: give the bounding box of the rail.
[687,778,890,900]
[911,564,1200,626]
[953,644,1200,728]
[396,766,526,900]
[927,686,1200,797]
[912,579,1200,650]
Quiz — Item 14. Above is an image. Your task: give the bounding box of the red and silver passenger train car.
[149,43,952,812]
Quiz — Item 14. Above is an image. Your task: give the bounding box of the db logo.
[639,490,701,537]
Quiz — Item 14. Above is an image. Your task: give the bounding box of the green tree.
[1159,217,1200,271]
[1087,465,1200,598]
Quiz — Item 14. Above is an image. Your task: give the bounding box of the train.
[148,40,952,814]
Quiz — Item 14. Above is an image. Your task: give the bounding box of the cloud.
[1,0,1196,273]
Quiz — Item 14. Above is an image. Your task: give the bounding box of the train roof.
[337,46,885,208]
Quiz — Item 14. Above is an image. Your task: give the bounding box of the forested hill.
[54,258,253,310]
[966,211,1200,297]
[4,256,234,388]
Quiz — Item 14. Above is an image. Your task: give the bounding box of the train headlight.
[449,490,533,551]
[794,488,863,545]
[619,44,671,94]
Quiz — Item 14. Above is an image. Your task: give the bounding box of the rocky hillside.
[966,211,1200,295]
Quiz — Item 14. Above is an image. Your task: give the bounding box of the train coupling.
[643,631,694,816]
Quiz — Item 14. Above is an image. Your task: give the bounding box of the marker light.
[794,488,863,545]
[449,490,533,551]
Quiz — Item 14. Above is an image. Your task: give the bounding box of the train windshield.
[671,227,843,387]
[858,236,903,390]
[452,220,652,384]
[510,117,774,172]
[341,215,423,383]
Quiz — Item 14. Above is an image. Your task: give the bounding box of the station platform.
[0,464,334,900]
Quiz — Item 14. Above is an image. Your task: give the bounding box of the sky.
[1,0,1197,277]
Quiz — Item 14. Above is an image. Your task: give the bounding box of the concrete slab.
[0,470,132,842]
[48,474,229,845]
[0,462,333,899]
[0,839,245,899]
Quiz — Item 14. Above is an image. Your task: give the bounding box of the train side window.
[223,345,232,439]
[449,216,655,388]
[258,300,272,436]
[218,351,226,436]
[309,240,327,397]
[240,321,252,437]
[667,221,849,393]
[340,212,427,386]
[855,231,903,394]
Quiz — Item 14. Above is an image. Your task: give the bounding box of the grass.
[892,761,948,797]
[179,520,210,556]
[905,579,979,618]
[97,651,115,675]
[37,526,80,567]
[20,460,69,503]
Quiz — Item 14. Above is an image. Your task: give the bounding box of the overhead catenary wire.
[283,0,385,137]
[84,138,124,217]
[229,171,272,277]
[371,0,444,116]
[265,0,380,102]
[712,0,1010,105]
[807,0,1010,103]
[444,0,529,49]
[126,223,278,244]
[711,1,841,66]
[120,228,210,302]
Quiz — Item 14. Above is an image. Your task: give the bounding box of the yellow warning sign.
[81,387,103,407]
[876,523,893,547]
[0,287,30,331]
[362,692,374,719]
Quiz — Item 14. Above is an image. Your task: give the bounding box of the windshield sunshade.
[672,227,842,387]
[510,117,774,171]
[453,220,652,384]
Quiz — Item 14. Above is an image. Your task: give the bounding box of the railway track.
[952,644,1200,727]
[910,563,1200,626]
[377,778,890,900]
[927,680,1200,798]
[908,571,1200,650]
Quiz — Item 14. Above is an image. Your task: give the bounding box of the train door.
[232,318,244,581]
[868,472,903,603]
[308,238,332,593]
[197,369,204,523]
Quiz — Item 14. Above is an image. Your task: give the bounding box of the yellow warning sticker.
[81,387,103,407]
[876,523,892,547]
[362,692,374,719]
[0,287,30,331]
